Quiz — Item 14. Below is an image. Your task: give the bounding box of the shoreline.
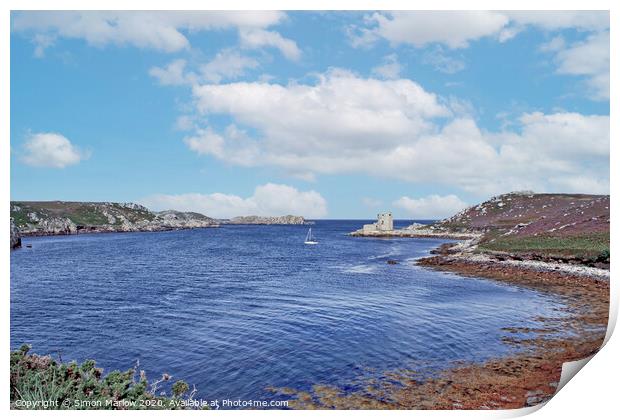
[12,225,610,409]
[349,230,478,240]
[14,225,220,239]
[276,240,609,409]
[14,221,314,240]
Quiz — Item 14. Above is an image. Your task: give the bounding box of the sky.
[10,11,610,219]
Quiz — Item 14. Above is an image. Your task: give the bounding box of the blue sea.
[10,220,566,403]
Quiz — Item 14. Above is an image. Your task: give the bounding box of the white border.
[2,1,617,419]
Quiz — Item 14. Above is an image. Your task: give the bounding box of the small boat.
[304,228,318,245]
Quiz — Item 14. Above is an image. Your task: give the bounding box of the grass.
[478,232,610,260]
[10,202,44,226]
[66,207,110,226]
[9,201,157,228]
[10,344,199,410]
[111,203,156,222]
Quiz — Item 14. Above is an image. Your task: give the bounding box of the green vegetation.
[10,207,32,226]
[478,232,610,260]
[111,203,156,222]
[65,206,110,226]
[10,201,158,229]
[10,345,199,410]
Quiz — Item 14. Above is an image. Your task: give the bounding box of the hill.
[10,201,218,236]
[436,192,609,264]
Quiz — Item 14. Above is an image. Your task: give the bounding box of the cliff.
[10,218,21,249]
[10,201,219,236]
[227,215,306,225]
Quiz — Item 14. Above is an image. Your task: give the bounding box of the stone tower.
[376,212,393,231]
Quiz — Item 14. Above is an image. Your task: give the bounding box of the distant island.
[227,215,306,225]
[9,201,307,247]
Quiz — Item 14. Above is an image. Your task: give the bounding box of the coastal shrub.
[172,380,189,397]
[598,249,610,261]
[478,232,610,259]
[10,344,198,410]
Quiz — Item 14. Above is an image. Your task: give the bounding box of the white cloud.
[150,50,260,87]
[394,194,468,219]
[12,11,291,55]
[184,125,259,166]
[182,70,608,197]
[184,127,225,157]
[539,36,565,53]
[554,32,609,100]
[149,59,196,86]
[140,183,327,219]
[423,47,466,74]
[21,132,88,168]
[192,70,448,155]
[348,11,609,101]
[350,11,609,49]
[351,11,509,49]
[200,49,260,83]
[32,33,55,57]
[174,115,196,131]
[371,54,402,79]
[505,11,609,32]
[239,28,301,61]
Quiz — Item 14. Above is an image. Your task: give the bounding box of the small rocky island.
[227,215,307,225]
[350,211,475,239]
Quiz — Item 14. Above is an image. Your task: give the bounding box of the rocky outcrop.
[351,192,610,268]
[350,224,478,239]
[154,210,218,229]
[227,215,306,225]
[10,201,219,237]
[10,218,21,249]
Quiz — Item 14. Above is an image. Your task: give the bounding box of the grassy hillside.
[10,201,217,235]
[11,201,156,228]
[437,192,610,262]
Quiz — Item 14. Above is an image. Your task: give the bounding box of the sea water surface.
[11,220,566,402]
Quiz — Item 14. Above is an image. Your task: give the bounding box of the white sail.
[304,228,318,244]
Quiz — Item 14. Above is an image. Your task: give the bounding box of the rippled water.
[11,220,566,401]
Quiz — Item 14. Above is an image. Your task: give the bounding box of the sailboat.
[304,228,318,245]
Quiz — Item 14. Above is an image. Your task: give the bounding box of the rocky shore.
[10,201,311,244]
[274,238,608,409]
[352,192,609,268]
[282,192,610,409]
[10,201,219,238]
[350,222,479,239]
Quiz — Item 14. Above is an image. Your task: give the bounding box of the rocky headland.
[9,201,310,244]
[318,191,609,409]
[352,192,610,269]
[10,201,219,237]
